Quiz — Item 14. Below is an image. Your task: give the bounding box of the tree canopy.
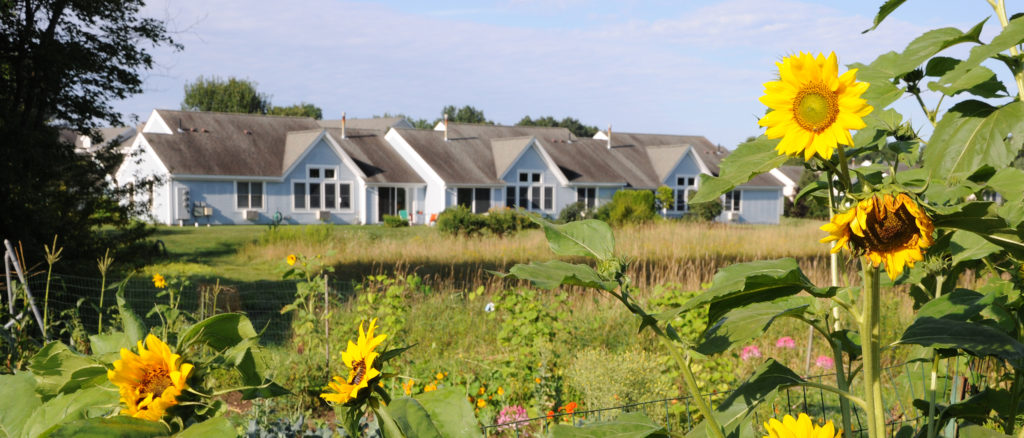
[181,76,323,119]
[0,0,178,269]
[517,115,599,138]
[438,105,493,125]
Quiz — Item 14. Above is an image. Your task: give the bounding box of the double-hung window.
[236,182,263,209]
[506,171,553,212]
[673,176,697,211]
[723,190,741,212]
[577,187,597,209]
[293,166,352,211]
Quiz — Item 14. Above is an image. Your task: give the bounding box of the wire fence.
[483,359,976,438]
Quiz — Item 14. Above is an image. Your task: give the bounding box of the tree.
[517,115,599,138]
[182,76,271,114]
[438,105,493,125]
[373,112,432,129]
[0,0,178,270]
[268,103,323,119]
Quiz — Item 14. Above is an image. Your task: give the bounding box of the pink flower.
[740,345,761,361]
[775,336,796,349]
[496,405,529,431]
[815,355,835,369]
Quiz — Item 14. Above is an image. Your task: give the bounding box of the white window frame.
[723,190,742,212]
[507,170,553,212]
[292,165,353,213]
[672,175,698,212]
[235,181,265,210]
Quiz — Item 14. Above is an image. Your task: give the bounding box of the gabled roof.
[443,123,576,142]
[392,128,503,185]
[145,110,320,176]
[491,136,535,180]
[318,117,413,131]
[325,128,424,184]
[540,138,660,188]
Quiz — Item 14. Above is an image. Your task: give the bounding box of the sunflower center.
[853,203,919,252]
[793,82,839,133]
[349,360,367,385]
[139,366,172,396]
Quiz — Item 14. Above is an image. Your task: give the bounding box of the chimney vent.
[341,112,347,139]
[443,113,449,142]
[606,124,612,149]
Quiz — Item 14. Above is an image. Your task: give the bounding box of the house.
[117,110,786,225]
[115,110,422,225]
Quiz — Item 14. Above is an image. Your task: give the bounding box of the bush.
[382,214,408,228]
[557,201,590,223]
[605,190,657,226]
[565,346,675,409]
[485,208,519,236]
[689,190,724,222]
[436,205,486,236]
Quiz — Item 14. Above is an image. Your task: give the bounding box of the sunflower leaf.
[531,217,615,260]
[696,296,814,355]
[680,258,815,320]
[0,373,42,438]
[387,387,482,438]
[37,416,170,438]
[174,416,235,438]
[924,100,1024,183]
[950,230,1003,266]
[549,412,668,437]
[898,317,1024,368]
[935,16,1024,89]
[927,64,1008,98]
[501,260,617,291]
[690,136,788,204]
[115,281,147,346]
[862,0,907,33]
[686,359,803,438]
[177,313,258,351]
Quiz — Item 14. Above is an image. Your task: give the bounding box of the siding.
[658,151,703,218]
[501,145,562,217]
[280,137,361,224]
[730,188,782,224]
[115,135,172,224]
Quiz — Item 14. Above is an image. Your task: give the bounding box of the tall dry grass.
[240,220,837,292]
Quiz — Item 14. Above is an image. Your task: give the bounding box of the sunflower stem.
[926,275,944,438]
[861,265,885,438]
[658,335,726,438]
[836,145,852,195]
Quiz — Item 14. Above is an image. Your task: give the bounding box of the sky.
[115,0,1006,149]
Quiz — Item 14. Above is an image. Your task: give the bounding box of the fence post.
[324,274,330,370]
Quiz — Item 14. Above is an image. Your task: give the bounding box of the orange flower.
[478,386,486,395]
[286,254,296,266]
[402,379,415,395]
[546,410,556,420]
[477,398,487,408]
[497,386,504,395]
[424,383,437,392]
[152,273,167,289]
[535,377,542,384]
[564,401,578,414]
[435,371,445,380]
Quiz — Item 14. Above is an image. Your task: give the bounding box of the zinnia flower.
[563,401,578,414]
[763,413,840,438]
[286,254,296,266]
[321,318,387,404]
[107,334,193,421]
[740,345,762,361]
[759,51,872,161]
[496,405,529,431]
[152,273,167,289]
[815,355,835,369]
[820,193,934,280]
[776,336,796,349]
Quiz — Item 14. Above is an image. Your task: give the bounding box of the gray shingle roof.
[145,110,320,176]
[393,128,503,185]
[325,128,424,184]
[318,117,413,131]
[540,138,660,188]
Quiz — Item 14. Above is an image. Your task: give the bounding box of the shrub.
[382,214,408,228]
[436,205,486,236]
[557,201,589,223]
[485,208,520,237]
[565,346,674,409]
[688,190,724,222]
[605,190,657,226]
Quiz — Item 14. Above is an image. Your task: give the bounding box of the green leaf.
[928,64,1007,98]
[923,100,1024,182]
[534,218,615,260]
[987,167,1024,200]
[23,386,120,438]
[936,16,1024,89]
[950,230,1003,266]
[690,137,788,204]
[697,296,814,355]
[28,342,108,400]
[116,286,147,345]
[0,373,42,438]
[387,387,482,438]
[960,424,1013,438]
[549,412,668,437]
[38,416,170,438]
[997,201,1024,228]
[174,416,235,438]
[88,332,130,356]
[681,258,814,317]
[503,260,617,291]
[916,288,989,321]
[862,0,907,33]
[898,317,1024,367]
[687,360,803,438]
[178,313,257,351]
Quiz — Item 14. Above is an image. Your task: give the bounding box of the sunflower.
[286,254,296,266]
[321,318,387,404]
[763,413,841,438]
[820,193,934,280]
[759,52,872,161]
[108,334,193,421]
[152,273,167,289]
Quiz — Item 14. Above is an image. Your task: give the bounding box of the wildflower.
[740,345,762,361]
[477,398,487,408]
[152,273,167,289]
[436,371,445,380]
[820,193,934,280]
[286,254,297,266]
[763,413,840,438]
[564,401,578,414]
[815,355,835,370]
[484,302,495,312]
[497,386,504,395]
[546,410,556,420]
[402,379,415,395]
[107,334,193,421]
[424,383,437,392]
[496,405,529,432]
[478,386,486,395]
[776,336,796,349]
[759,52,872,161]
[535,377,542,384]
[321,319,387,404]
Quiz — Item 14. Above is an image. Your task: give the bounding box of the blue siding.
[282,137,361,224]
[729,188,782,224]
[502,145,562,216]
[659,150,703,218]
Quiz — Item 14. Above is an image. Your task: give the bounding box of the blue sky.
[118,1,1007,149]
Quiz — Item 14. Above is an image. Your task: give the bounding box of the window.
[724,190,741,212]
[340,184,351,209]
[508,171,553,211]
[293,183,306,209]
[325,183,336,209]
[577,187,597,209]
[309,168,320,179]
[236,182,263,209]
[293,166,352,211]
[673,175,698,211]
[324,169,335,179]
[379,187,407,222]
[456,188,490,214]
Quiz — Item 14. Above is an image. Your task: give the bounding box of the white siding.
[115,135,172,224]
[384,130,446,218]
